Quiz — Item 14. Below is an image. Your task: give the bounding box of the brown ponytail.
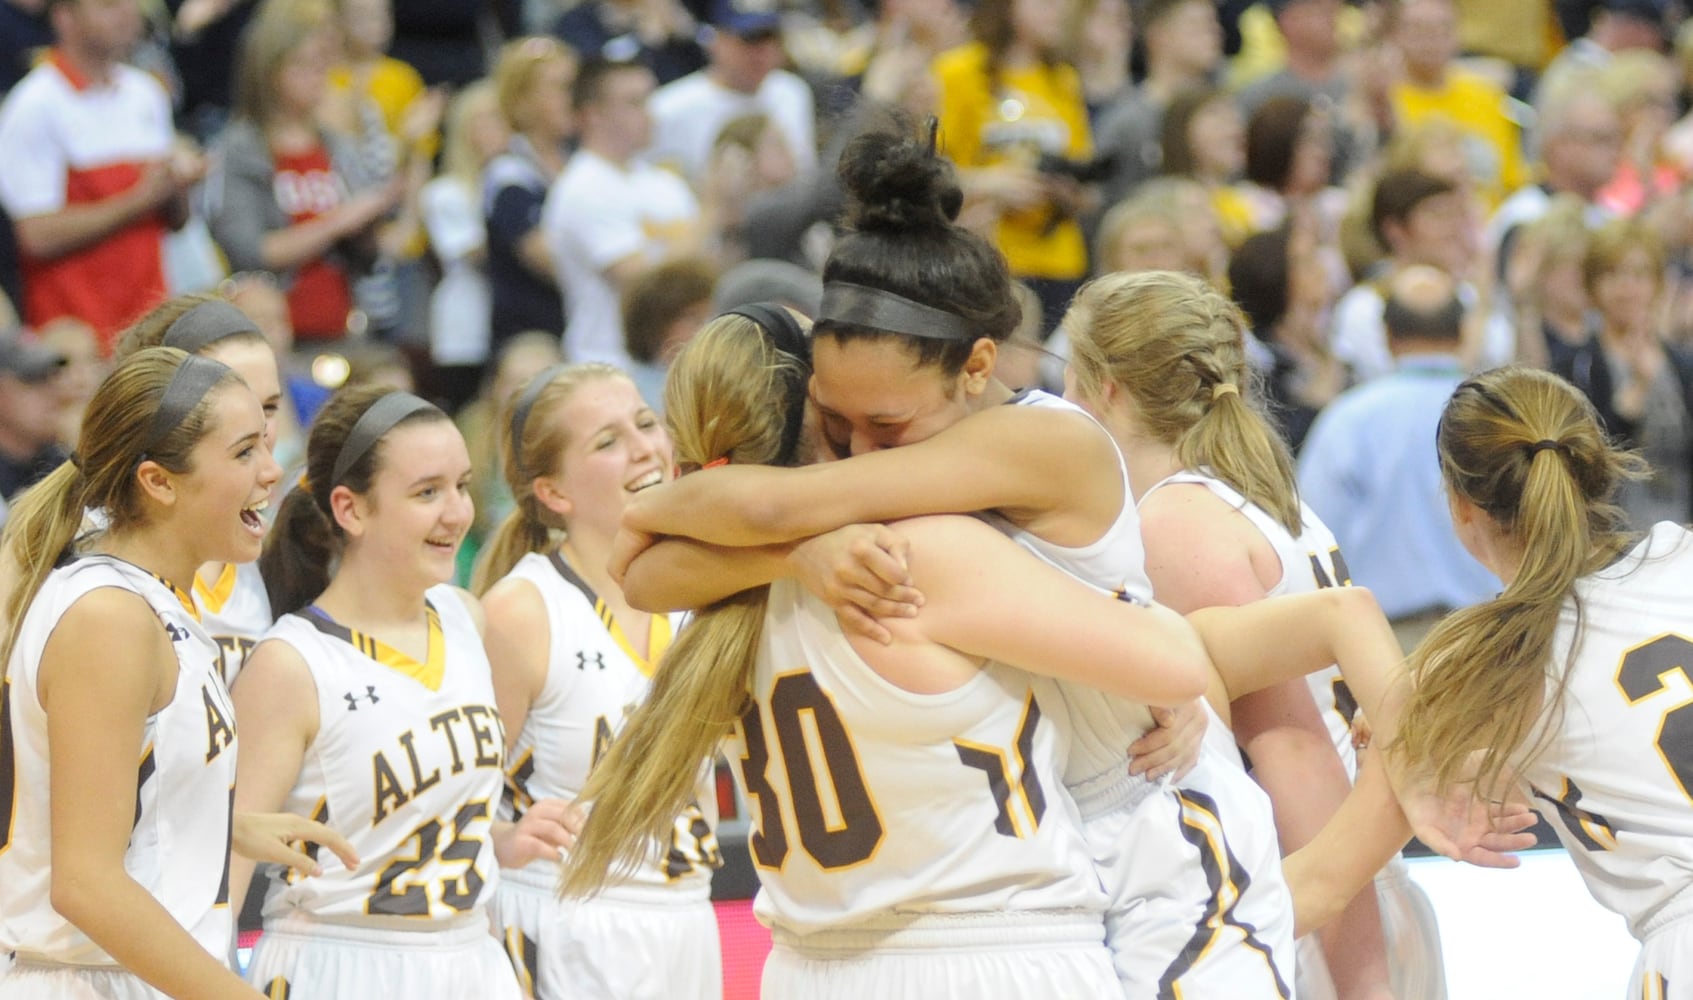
[1065,269,1302,534]
[470,363,627,596]
[1392,367,1645,798]
[561,314,809,896]
[2,349,241,662]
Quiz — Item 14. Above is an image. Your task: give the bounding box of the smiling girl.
[0,349,282,999]
[475,363,722,998]
[115,295,289,687]
[227,388,572,998]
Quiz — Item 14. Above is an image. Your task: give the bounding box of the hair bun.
[838,118,963,235]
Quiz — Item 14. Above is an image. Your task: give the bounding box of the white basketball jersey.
[724,579,1105,936]
[194,561,273,688]
[257,585,505,925]
[983,389,1154,602]
[498,550,719,897]
[1517,521,1693,939]
[0,556,237,966]
[982,389,1160,799]
[1148,470,1360,776]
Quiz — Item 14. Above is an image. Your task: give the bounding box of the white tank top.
[1517,521,1693,938]
[0,555,237,966]
[979,389,1160,808]
[1143,469,1359,777]
[724,579,1105,935]
[194,560,273,688]
[498,550,718,899]
[257,585,505,927]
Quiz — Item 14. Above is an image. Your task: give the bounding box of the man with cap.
[0,328,70,505]
[1297,265,1500,653]
[645,0,816,183]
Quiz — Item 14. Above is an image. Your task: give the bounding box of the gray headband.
[816,281,975,342]
[331,392,437,487]
[141,354,233,454]
[161,300,262,356]
[509,364,569,478]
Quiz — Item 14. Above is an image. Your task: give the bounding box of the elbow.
[620,560,676,613]
[1145,648,1210,708]
[12,220,58,261]
[50,865,106,929]
[743,492,797,540]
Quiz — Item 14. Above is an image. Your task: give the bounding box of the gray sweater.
[203,119,381,285]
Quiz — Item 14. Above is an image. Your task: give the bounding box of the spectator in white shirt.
[541,57,701,368]
[645,0,816,183]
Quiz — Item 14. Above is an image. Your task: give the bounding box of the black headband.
[816,282,975,342]
[509,364,570,477]
[726,303,810,365]
[141,354,232,454]
[162,300,262,355]
[724,302,812,467]
[331,391,437,487]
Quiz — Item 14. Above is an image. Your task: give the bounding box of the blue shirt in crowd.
[1296,353,1501,619]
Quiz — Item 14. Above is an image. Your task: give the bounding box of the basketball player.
[474,363,722,999]
[1063,269,1439,1000]
[115,295,288,687]
[614,123,1301,995]
[226,388,573,998]
[569,306,1434,998]
[1386,367,1693,995]
[0,349,295,998]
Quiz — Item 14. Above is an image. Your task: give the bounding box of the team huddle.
[1,120,1692,1000]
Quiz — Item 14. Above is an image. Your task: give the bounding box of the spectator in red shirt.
[0,0,201,355]
[204,0,398,343]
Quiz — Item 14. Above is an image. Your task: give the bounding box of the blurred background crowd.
[0,0,1688,621]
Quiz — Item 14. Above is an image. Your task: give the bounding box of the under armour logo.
[344,686,380,710]
[576,650,606,671]
[164,621,191,643]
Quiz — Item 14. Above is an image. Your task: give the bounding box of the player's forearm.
[52,870,260,998]
[623,538,793,612]
[14,192,157,260]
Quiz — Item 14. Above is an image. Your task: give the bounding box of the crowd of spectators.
[0,0,1688,622]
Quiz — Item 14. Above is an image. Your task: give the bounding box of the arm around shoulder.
[902,514,1210,706]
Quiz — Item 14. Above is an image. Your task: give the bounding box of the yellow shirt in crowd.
[933,41,1092,281]
[1391,69,1527,210]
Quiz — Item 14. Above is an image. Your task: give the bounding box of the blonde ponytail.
[1392,368,1644,798]
[1,463,87,663]
[1065,270,1302,534]
[561,314,808,896]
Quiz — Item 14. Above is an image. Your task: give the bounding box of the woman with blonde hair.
[485,37,575,344]
[475,362,720,997]
[113,295,289,687]
[423,80,509,409]
[570,307,1421,997]
[0,348,347,998]
[1387,365,1693,990]
[206,0,400,343]
[1063,268,1441,1000]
